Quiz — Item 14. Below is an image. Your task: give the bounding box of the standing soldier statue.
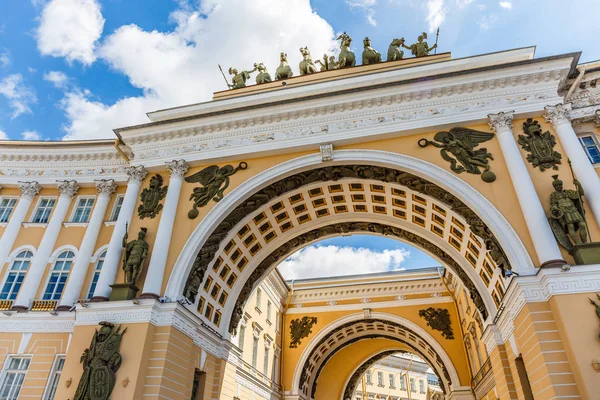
[122,225,149,285]
[402,32,437,57]
[548,174,589,248]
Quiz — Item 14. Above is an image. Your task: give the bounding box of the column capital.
[595,109,600,126]
[96,179,117,197]
[543,103,572,126]
[487,111,514,132]
[18,182,40,200]
[58,180,79,199]
[166,159,189,179]
[126,165,148,184]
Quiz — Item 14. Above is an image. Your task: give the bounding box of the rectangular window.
[238,325,246,352]
[255,288,261,310]
[0,198,17,223]
[377,371,383,386]
[366,371,372,384]
[410,377,416,392]
[419,379,425,393]
[263,347,269,376]
[400,375,406,390]
[43,356,65,400]
[110,195,124,221]
[0,357,30,400]
[72,197,95,223]
[32,198,56,223]
[266,301,272,322]
[275,311,280,331]
[579,135,600,164]
[251,337,259,368]
[389,373,395,388]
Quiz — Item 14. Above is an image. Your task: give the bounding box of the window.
[410,377,416,392]
[71,197,95,223]
[110,195,124,221]
[400,375,406,390]
[419,379,425,393]
[0,198,17,223]
[251,337,259,368]
[366,371,372,384]
[43,356,65,400]
[32,198,56,223]
[238,325,246,352]
[255,288,261,310]
[377,371,383,386]
[266,301,272,322]
[389,374,395,388]
[275,311,280,331]
[43,251,74,300]
[263,347,269,376]
[1,251,33,300]
[87,251,106,299]
[0,357,30,400]
[579,135,600,164]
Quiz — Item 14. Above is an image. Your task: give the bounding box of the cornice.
[285,296,452,314]
[0,311,74,333]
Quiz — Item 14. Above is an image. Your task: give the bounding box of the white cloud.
[499,1,512,9]
[61,0,337,140]
[0,129,8,140]
[43,71,69,88]
[278,245,409,280]
[345,0,378,26]
[36,0,105,65]
[0,52,10,67]
[0,74,37,118]
[21,130,41,140]
[426,0,446,32]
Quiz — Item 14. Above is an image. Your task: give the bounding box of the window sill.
[255,307,262,314]
[23,222,47,228]
[266,319,272,326]
[63,222,89,228]
[0,222,7,228]
[104,221,117,227]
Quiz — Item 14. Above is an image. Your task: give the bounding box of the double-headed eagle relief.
[289,316,318,349]
[220,30,440,89]
[419,307,454,340]
[138,174,167,219]
[418,127,497,182]
[518,118,562,171]
[185,162,248,219]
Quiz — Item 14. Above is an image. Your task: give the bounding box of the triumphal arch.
[1,35,600,400]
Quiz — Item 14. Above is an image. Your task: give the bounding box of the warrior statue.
[362,37,382,65]
[387,38,405,61]
[299,47,318,75]
[74,322,126,400]
[253,63,272,84]
[275,52,293,80]
[548,175,589,249]
[314,54,338,71]
[228,67,255,89]
[337,32,356,68]
[122,226,149,285]
[402,32,437,57]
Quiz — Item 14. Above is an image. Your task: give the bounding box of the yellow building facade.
[0,46,599,400]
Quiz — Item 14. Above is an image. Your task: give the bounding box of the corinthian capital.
[19,182,40,200]
[96,179,117,197]
[126,166,148,184]
[58,180,79,199]
[487,111,514,132]
[543,103,572,126]
[595,109,600,127]
[166,159,189,179]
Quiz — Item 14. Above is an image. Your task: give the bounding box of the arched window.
[43,251,74,300]
[0,250,33,300]
[87,251,106,299]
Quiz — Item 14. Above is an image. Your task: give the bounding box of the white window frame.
[251,337,259,368]
[30,196,57,224]
[0,250,34,300]
[109,194,125,222]
[263,346,269,376]
[0,197,18,224]
[86,250,106,299]
[0,356,31,400]
[42,250,75,301]
[255,288,262,311]
[42,355,65,400]
[266,300,272,323]
[69,196,96,223]
[578,133,600,165]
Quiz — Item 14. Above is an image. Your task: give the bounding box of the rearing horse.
[337,32,356,68]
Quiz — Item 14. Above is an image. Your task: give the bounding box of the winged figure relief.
[185,162,248,219]
[419,127,496,182]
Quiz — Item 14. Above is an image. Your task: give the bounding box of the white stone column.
[488,112,564,267]
[57,180,116,310]
[13,181,79,310]
[91,166,147,301]
[141,160,189,299]
[0,182,40,270]
[544,103,600,226]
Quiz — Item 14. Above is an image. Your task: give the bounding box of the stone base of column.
[540,259,567,269]
[89,296,109,302]
[109,283,139,301]
[571,242,600,265]
[139,292,159,300]
[10,305,29,312]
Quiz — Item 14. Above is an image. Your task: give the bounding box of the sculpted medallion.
[138,174,167,219]
[419,307,454,340]
[289,316,318,348]
[518,118,562,171]
[74,322,126,400]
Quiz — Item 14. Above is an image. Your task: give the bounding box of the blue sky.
[0,0,598,142]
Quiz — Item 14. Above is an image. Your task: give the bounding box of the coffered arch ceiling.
[180,164,513,336]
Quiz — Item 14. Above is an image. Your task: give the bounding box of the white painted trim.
[103,221,117,227]
[22,222,47,228]
[63,222,89,228]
